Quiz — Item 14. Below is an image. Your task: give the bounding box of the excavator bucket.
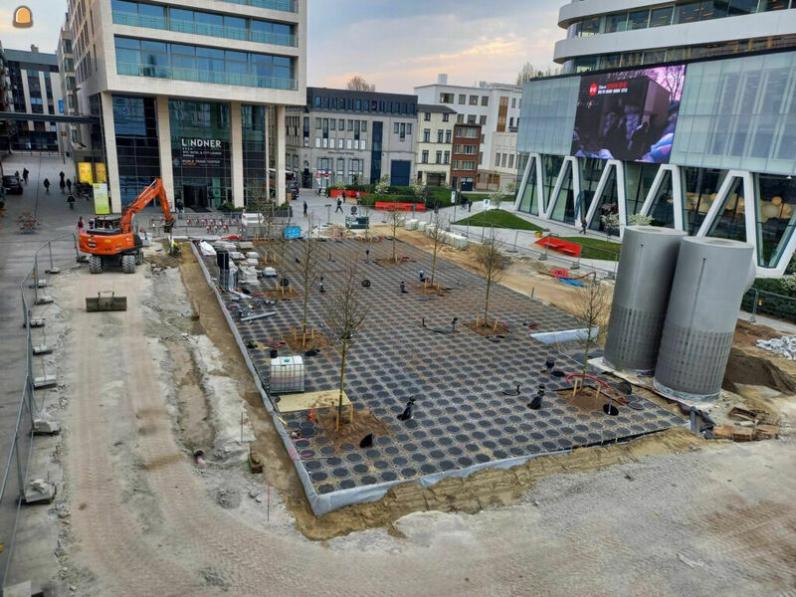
[85,291,127,312]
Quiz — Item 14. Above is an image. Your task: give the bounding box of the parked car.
[2,175,23,195]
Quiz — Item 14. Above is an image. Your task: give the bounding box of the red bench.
[374,201,426,212]
[535,236,582,258]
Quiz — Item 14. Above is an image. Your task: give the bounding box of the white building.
[555,0,796,73]
[415,75,522,192]
[4,45,64,151]
[64,0,307,211]
[515,1,796,277]
[415,104,455,187]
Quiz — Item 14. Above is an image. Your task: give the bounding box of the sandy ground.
[21,242,790,596]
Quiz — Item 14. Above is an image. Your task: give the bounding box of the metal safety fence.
[0,235,78,587]
[742,287,796,324]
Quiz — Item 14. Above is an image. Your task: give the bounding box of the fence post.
[14,434,24,500]
[32,257,39,305]
[46,241,59,274]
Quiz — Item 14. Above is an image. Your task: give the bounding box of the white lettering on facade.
[181,138,222,149]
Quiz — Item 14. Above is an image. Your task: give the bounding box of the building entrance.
[183,184,209,210]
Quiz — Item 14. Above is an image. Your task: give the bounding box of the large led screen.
[571,65,686,164]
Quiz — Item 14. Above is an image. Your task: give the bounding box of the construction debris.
[756,335,796,360]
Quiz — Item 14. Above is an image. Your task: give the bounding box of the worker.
[67,193,75,210]
[418,269,426,283]
[43,178,50,194]
[335,198,343,213]
[66,178,72,193]
[59,178,66,194]
[22,168,28,184]
[303,200,308,217]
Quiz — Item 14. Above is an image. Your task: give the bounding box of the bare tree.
[346,76,376,92]
[516,62,540,86]
[386,201,405,264]
[324,260,369,429]
[474,233,506,327]
[571,273,610,382]
[427,210,444,289]
[294,229,321,347]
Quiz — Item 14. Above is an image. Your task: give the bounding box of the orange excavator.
[79,178,175,274]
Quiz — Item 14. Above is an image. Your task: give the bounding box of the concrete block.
[23,479,57,505]
[45,266,61,274]
[35,295,53,305]
[32,344,52,356]
[33,375,57,390]
[28,279,47,289]
[24,319,45,329]
[33,418,61,435]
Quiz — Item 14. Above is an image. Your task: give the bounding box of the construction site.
[2,160,796,596]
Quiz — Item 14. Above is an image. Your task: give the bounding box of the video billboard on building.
[571,64,686,164]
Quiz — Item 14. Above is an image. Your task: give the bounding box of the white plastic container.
[269,356,305,394]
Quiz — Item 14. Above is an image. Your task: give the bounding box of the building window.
[649,6,673,27]
[481,96,489,106]
[423,128,431,142]
[467,115,476,124]
[456,114,464,124]
[442,112,450,122]
[468,95,478,105]
[421,150,429,163]
[443,151,450,164]
[435,150,442,164]
[511,97,517,109]
[479,115,487,125]
[440,93,454,104]
[424,112,431,121]
[445,130,451,143]
[508,154,515,169]
[394,122,399,135]
[458,94,466,104]
[437,129,443,143]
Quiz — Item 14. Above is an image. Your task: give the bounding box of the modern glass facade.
[169,100,232,209]
[114,37,297,90]
[113,95,161,207]
[515,49,796,274]
[517,77,579,156]
[111,0,297,47]
[220,0,296,12]
[242,104,267,206]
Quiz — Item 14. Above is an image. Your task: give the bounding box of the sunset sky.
[0,0,562,92]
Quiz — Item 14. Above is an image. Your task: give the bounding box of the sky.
[0,0,562,92]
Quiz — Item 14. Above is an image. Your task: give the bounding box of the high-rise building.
[56,19,83,160]
[555,0,796,73]
[515,1,796,277]
[4,45,64,151]
[286,87,417,190]
[415,74,522,192]
[63,0,306,211]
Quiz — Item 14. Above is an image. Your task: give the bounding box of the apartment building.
[415,104,455,186]
[415,74,522,191]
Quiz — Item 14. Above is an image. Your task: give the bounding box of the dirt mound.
[724,347,796,395]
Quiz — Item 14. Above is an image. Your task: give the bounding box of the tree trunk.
[431,244,438,286]
[301,286,310,348]
[337,338,349,431]
[392,235,397,264]
[483,277,492,326]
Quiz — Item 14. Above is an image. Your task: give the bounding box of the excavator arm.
[119,178,174,234]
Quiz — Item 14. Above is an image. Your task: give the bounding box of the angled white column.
[99,92,121,213]
[275,104,286,205]
[230,101,245,208]
[155,96,174,205]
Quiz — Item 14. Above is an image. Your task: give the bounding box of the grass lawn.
[561,237,622,261]
[454,209,543,231]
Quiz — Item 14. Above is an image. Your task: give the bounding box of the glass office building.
[515,49,796,277]
[62,0,306,211]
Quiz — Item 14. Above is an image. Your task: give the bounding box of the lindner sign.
[179,137,224,168]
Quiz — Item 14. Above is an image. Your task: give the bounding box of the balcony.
[113,12,297,48]
[117,62,297,90]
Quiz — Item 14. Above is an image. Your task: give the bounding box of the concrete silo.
[603,226,687,374]
[654,237,755,401]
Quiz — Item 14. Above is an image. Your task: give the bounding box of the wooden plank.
[277,389,351,413]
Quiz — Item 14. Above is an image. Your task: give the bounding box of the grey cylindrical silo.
[603,226,687,374]
[654,237,755,401]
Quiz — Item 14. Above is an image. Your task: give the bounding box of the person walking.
[67,193,75,210]
[66,178,72,193]
[335,198,343,213]
[59,178,66,194]
[22,168,28,184]
[303,200,308,217]
[14,170,20,181]
[467,198,472,212]
[579,216,588,235]
[43,178,50,194]
[59,171,65,185]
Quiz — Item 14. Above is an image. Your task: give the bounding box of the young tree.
[374,174,390,196]
[295,230,321,347]
[427,210,444,289]
[324,260,370,429]
[387,200,405,264]
[474,233,506,327]
[601,212,620,239]
[346,76,376,92]
[571,273,610,382]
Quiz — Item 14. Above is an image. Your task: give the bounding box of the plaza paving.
[201,238,684,510]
